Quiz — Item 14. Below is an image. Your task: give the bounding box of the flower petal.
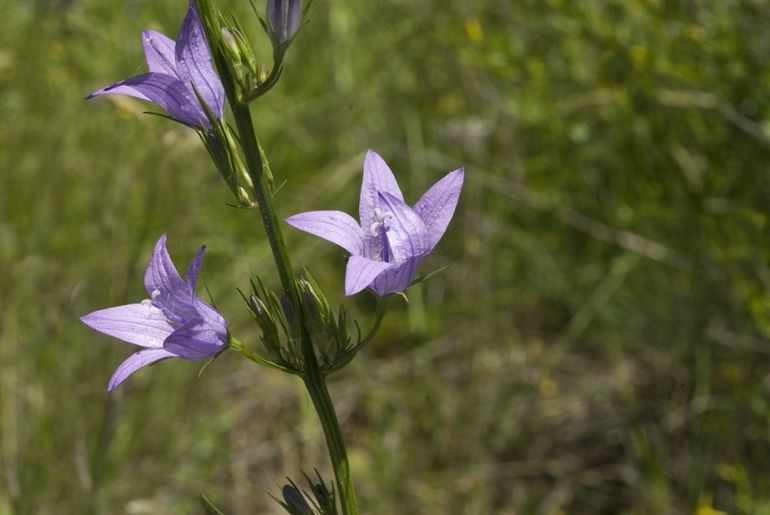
[193,297,229,336]
[107,348,175,392]
[359,150,404,230]
[163,317,226,360]
[144,234,197,323]
[80,303,174,349]
[185,244,206,290]
[414,168,464,251]
[87,72,206,127]
[370,257,421,296]
[285,210,364,255]
[378,191,431,262]
[175,1,225,119]
[345,255,393,296]
[142,30,178,76]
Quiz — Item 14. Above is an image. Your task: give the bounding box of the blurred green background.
[2,0,770,513]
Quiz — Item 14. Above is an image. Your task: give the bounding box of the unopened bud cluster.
[245,273,357,373]
[277,471,337,515]
[220,21,261,97]
[198,121,256,207]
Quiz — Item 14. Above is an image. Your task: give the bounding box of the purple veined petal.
[142,30,178,76]
[87,72,207,127]
[193,297,227,334]
[175,1,225,119]
[414,168,464,251]
[370,256,421,296]
[185,244,206,290]
[193,296,229,337]
[285,210,364,255]
[80,303,175,349]
[359,150,404,231]
[107,348,175,392]
[378,191,431,262]
[144,234,197,323]
[183,247,229,339]
[345,255,392,296]
[163,317,226,360]
[266,0,302,44]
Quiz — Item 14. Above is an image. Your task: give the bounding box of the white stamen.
[151,289,162,300]
[369,221,383,237]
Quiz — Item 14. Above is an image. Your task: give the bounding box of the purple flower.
[81,234,228,391]
[286,150,464,296]
[87,1,224,128]
[266,0,301,45]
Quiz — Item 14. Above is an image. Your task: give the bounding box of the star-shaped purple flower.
[81,234,228,391]
[87,1,224,128]
[286,150,464,296]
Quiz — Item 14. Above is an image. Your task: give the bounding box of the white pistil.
[369,208,393,236]
[368,208,394,261]
[369,220,383,237]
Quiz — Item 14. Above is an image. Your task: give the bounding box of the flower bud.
[274,471,336,515]
[280,484,312,515]
[218,18,261,100]
[266,0,301,46]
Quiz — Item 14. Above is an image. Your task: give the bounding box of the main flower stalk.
[193,1,359,512]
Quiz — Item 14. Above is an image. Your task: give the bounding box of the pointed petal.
[193,297,228,335]
[81,303,174,348]
[175,1,225,119]
[107,348,175,391]
[414,168,464,251]
[378,192,431,262]
[345,255,392,296]
[144,234,197,323]
[163,317,226,360]
[185,244,207,290]
[370,257,421,295]
[87,72,206,127]
[142,30,178,76]
[285,210,364,255]
[359,150,404,230]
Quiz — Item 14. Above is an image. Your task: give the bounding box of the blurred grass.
[1,0,770,513]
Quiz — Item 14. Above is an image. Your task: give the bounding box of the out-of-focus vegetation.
[1,0,770,513]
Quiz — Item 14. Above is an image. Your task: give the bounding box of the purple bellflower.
[266,0,302,45]
[81,234,228,391]
[87,1,224,128]
[286,150,464,296]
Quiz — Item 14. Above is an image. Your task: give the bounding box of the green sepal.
[408,265,450,288]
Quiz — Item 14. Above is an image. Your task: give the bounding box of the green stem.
[231,102,360,515]
[193,4,359,510]
[303,371,360,515]
[230,102,295,297]
[228,336,294,374]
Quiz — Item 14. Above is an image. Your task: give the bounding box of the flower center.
[141,290,163,314]
[368,208,393,262]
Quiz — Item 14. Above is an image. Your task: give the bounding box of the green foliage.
[1,0,769,513]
